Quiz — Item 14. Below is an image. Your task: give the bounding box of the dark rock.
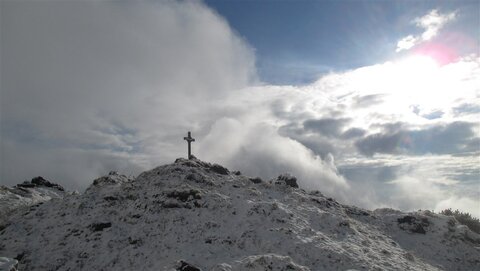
[166,190,201,202]
[345,207,370,216]
[276,174,299,188]
[17,176,65,191]
[16,181,35,188]
[31,176,65,191]
[397,215,429,234]
[249,177,262,184]
[174,158,199,168]
[162,202,182,208]
[174,158,183,163]
[311,197,338,208]
[103,196,118,201]
[233,171,241,176]
[128,237,143,245]
[398,216,416,224]
[177,260,201,271]
[31,176,51,186]
[78,252,89,259]
[411,225,426,234]
[91,172,129,187]
[88,222,112,232]
[209,164,229,175]
[14,251,25,261]
[185,173,210,184]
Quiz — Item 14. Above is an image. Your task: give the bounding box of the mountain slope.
[0,158,479,270]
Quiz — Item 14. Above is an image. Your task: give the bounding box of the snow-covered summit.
[0,158,479,270]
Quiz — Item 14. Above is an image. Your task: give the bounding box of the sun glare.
[356,53,475,123]
[396,55,439,80]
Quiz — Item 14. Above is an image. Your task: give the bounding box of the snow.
[0,257,18,271]
[0,177,69,222]
[0,158,478,270]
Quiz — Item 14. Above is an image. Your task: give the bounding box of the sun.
[395,54,439,79]
[363,53,456,119]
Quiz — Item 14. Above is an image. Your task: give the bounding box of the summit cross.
[183,131,195,160]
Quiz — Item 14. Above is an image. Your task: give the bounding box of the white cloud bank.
[1,1,255,188]
[396,9,456,52]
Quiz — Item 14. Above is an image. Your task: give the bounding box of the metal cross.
[183,131,195,159]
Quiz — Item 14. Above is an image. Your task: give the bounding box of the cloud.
[396,9,456,52]
[387,168,479,218]
[303,118,350,138]
[352,94,385,108]
[197,117,350,198]
[453,103,480,116]
[355,121,479,156]
[0,1,255,188]
[341,128,366,139]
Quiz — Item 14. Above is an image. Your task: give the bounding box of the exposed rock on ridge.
[0,176,68,221]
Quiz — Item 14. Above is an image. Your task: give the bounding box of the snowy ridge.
[0,158,479,270]
[0,177,68,222]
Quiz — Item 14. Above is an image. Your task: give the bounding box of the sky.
[1,0,479,216]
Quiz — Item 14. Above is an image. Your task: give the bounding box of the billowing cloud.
[396,9,456,52]
[0,1,256,189]
[197,117,349,198]
[387,163,480,218]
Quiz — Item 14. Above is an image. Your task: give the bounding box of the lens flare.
[414,42,458,65]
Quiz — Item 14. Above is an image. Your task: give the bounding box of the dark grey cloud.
[294,137,337,159]
[410,105,444,119]
[277,122,336,159]
[356,121,479,156]
[421,110,444,120]
[303,118,350,137]
[353,94,385,108]
[355,132,405,156]
[339,164,400,184]
[341,128,366,139]
[453,103,480,116]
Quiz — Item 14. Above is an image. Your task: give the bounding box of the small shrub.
[440,209,480,234]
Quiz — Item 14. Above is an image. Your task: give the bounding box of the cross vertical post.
[183,131,195,159]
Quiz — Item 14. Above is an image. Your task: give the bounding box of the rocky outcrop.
[397,215,430,234]
[0,177,68,220]
[16,176,64,191]
[273,173,299,188]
